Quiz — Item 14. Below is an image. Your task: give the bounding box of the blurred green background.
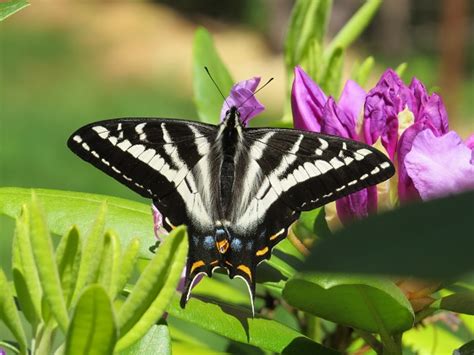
[0,0,473,269]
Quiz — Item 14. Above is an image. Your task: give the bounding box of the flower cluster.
[292,66,474,228]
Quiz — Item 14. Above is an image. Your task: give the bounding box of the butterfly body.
[68,106,395,314]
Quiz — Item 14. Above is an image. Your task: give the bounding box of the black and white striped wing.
[67,118,219,231]
[224,128,394,288]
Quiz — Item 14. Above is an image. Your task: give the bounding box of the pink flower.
[220,77,265,126]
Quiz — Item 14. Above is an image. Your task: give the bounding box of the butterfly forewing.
[67,118,219,229]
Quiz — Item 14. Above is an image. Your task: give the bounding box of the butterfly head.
[223,106,242,129]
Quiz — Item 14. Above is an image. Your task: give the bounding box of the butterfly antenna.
[204,66,230,109]
[238,77,274,109]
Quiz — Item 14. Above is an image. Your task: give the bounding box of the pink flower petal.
[220,77,265,126]
[291,66,327,132]
[405,129,474,200]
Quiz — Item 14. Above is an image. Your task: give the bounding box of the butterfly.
[68,105,395,314]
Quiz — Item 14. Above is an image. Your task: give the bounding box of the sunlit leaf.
[118,323,171,355]
[98,231,122,298]
[324,0,381,60]
[285,0,332,69]
[193,27,233,124]
[12,206,42,321]
[115,226,188,352]
[29,193,69,332]
[115,238,141,298]
[65,284,117,355]
[0,187,154,258]
[319,47,344,96]
[12,268,39,328]
[351,56,375,87]
[283,273,414,334]
[0,0,29,21]
[168,297,338,354]
[0,269,27,353]
[56,226,82,306]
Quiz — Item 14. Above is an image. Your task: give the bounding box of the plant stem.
[354,329,383,354]
[0,341,21,354]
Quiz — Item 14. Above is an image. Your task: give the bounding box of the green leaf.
[12,268,39,329]
[439,291,474,315]
[65,284,117,355]
[118,323,171,355]
[283,274,414,334]
[115,226,188,352]
[404,323,464,354]
[115,238,140,297]
[395,62,408,78]
[302,191,474,279]
[0,187,154,258]
[98,231,122,298]
[351,56,375,87]
[284,0,332,69]
[12,206,42,321]
[0,0,29,21]
[0,269,27,353]
[193,27,233,124]
[56,226,82,306]
[168,297,338,354]
[325,0,381,60]
[319,47,344,96]
[71,202,106,306]
[29,193,69,332]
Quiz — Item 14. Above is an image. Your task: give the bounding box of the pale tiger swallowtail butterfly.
[68,105,395,314]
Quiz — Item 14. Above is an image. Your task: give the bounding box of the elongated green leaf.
[0,269,27,353]
[395,62,407,78]
[193,27,233,124]
[351,56,375,87]
[283,274,414,334]
[65,285,117,355]
[71,202,106,306]
[325,0,381,60]
[118,323,170,355]
[98,231,121,297]
[303,191,474,279]
[115,226,188,352]
[12,206,42,321]
[56,226,82,306]
[29,193,69,332]
[0,0,29,21]
[0,187,154,258]
[115,238,140,297]
[168,297,338,354]
[284,0,332,69]
[319,47,344,96]
[12,268,39,328]
[439,292,474,315]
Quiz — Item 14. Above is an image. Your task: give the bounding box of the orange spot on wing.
[237,264,252,281]
[190,260,205,274]
[256,246,269,256]
[210,260,219,266]
[225,261,233,267]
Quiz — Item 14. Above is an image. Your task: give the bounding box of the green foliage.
[0,194,188,353]
[193,27,234,123]
[284,274,414,334]
[0,0,29,22]
[302,190,474,279]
